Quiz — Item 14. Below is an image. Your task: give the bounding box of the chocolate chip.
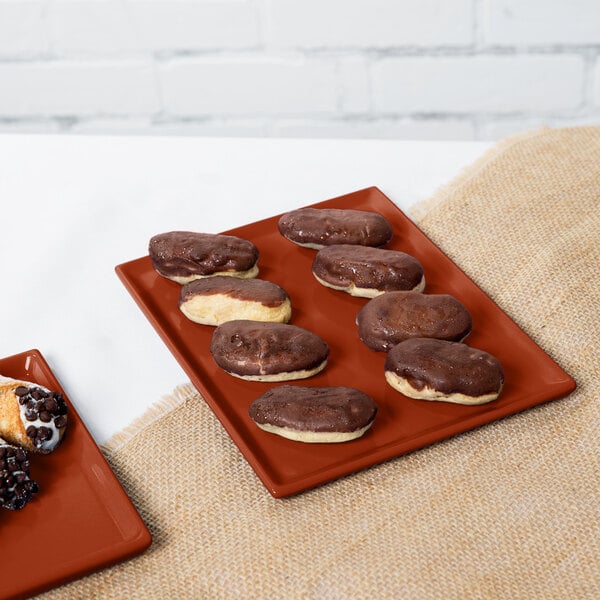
[14,386,28,397]
[54,415,67,429]
[39,411,51,423]
[38,427,52,441]
[44,398,58,412]
[25,410,38,421]
[26,426,37,438]
[55,396,68,415]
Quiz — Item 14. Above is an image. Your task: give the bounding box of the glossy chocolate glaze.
[149,231,258,278]
[357,291,472,351]
[180,277,289,308]
[249,385,377,432]
[278,208,393,247]
[385,338,504,396]
[312,245,424,292]
[210,320,329,376]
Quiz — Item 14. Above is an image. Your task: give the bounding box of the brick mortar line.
[0,46,599,64]
[160,46,600,59]
[1,111,598,125]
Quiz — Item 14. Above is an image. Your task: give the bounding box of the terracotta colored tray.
[0,350,151,600]
[115,186,576,498]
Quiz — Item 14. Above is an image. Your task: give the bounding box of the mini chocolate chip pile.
[16,385,68,451]
[0,375,69,511]
[0,438,39,510]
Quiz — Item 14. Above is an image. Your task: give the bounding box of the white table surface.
[0,134,491,445]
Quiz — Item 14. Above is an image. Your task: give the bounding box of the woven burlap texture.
[41,126,599,599]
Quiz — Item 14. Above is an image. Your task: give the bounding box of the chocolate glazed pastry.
[0,436,39,510]
[357,291,472,352]
[0,376,68,454]
[312,244,425,297]
[249,385,378,443]
[385,338,504,405]
[149,231,259,284]
[210,320,329,381]
[278,208,393,249]
[179,277,292,326]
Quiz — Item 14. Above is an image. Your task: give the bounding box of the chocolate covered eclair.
[210,320,328,381]
[357,291,472,352]
[249,385,378,443]
[179,277,292,326]
[149,231,259,284]
[385,338,504,405]
[312,244,425,297]
[278,208,393,249]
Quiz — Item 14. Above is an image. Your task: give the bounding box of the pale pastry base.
[168,264,259,285]
[313,273,426,298]
[180,294,291,326]
[384,370,501,405]
[254,421,374,443]
[285,240,325,249]
[224,360,327,382]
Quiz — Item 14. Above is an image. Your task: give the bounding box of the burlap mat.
[42,127,599,599]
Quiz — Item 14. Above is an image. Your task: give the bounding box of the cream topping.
[2,376,66,452]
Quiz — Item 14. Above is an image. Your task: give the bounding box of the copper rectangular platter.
[0,349,151,600]
[115,187,576,498]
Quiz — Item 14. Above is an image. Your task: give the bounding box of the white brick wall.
[483,0,600,46]
[265,0,474,48]
[0,0,598,140]
[373,55,585,113]
[0,1,48,56]
[0,61,160,115]
[130,1,260,52]
[159,57,339,116]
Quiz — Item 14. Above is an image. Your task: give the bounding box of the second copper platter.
[115,187,575,498]
[0,350,151,600]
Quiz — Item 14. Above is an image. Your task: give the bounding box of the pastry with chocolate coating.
[357,291,472,352]
[385,338,504,405]
[180,276,292,326]
[0,376,68,454]
[149,231,259,284]
[210,320,329,381]
[312,244,425,297]
[0,436,39,510]
[249,385,377,443]
[278,207,393,249]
